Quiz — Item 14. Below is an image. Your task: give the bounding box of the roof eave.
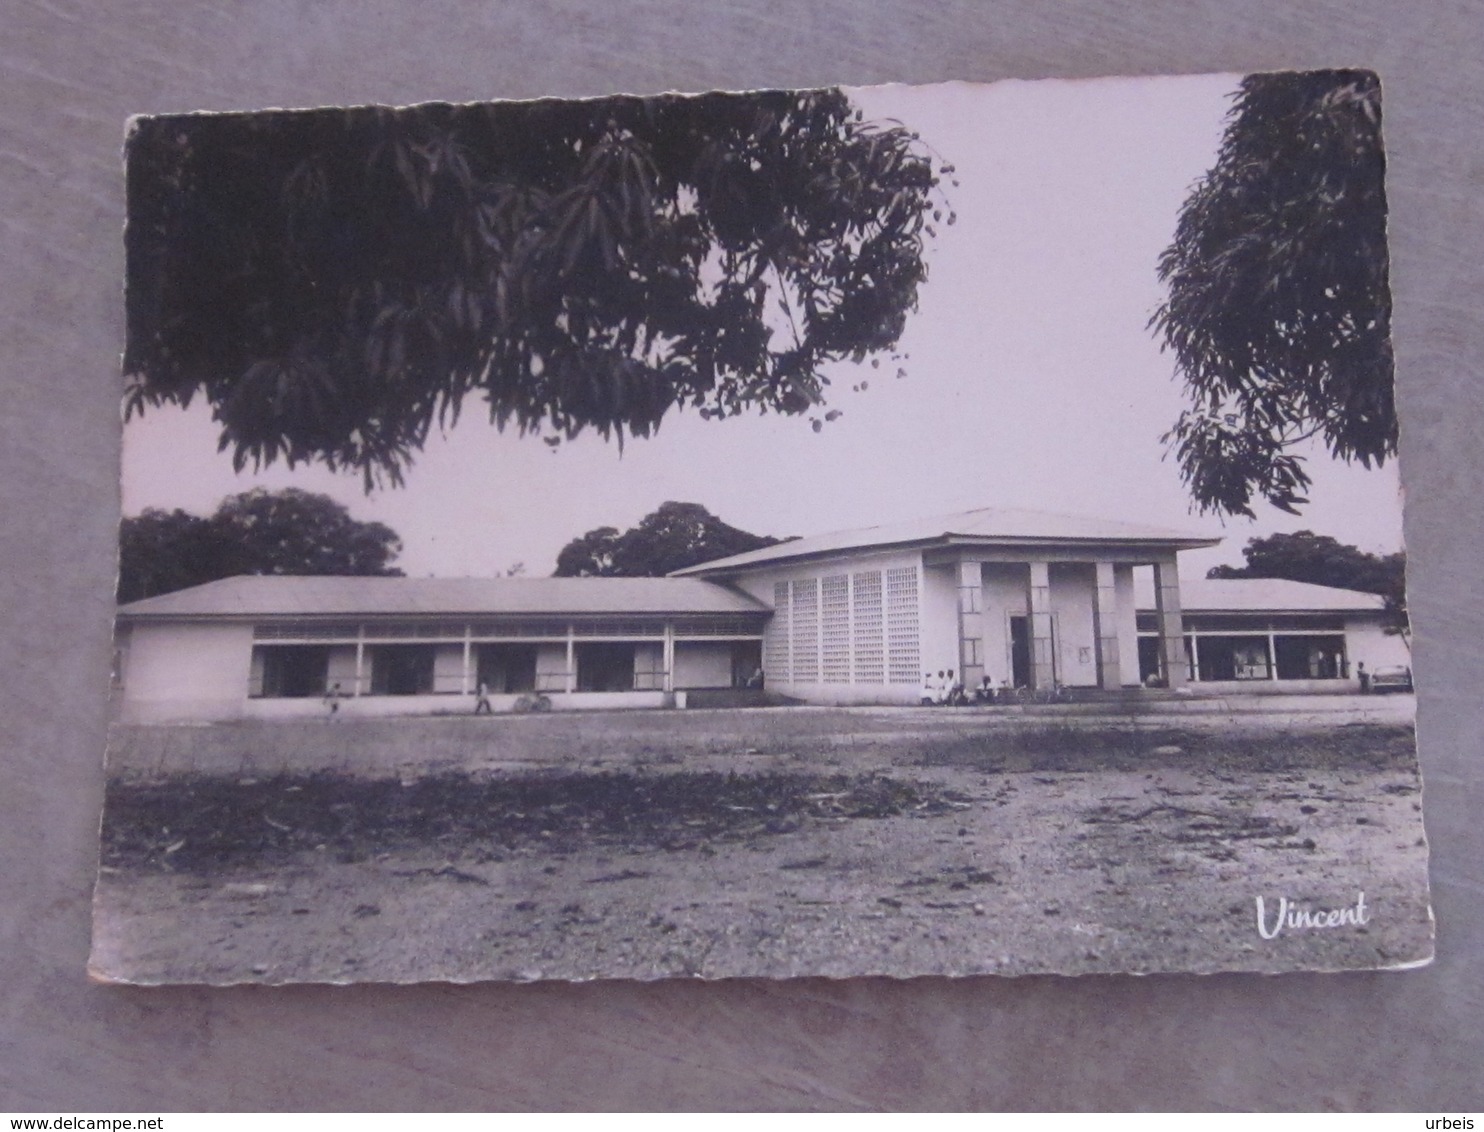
[1136,605,1384,615]
[677,532,1223,577]
[118,604,771,620]
[940,533,1222,551]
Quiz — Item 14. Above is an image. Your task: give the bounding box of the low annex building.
[115,576,769,723]
[1132,575,1407,692]
[112,508,1410,722]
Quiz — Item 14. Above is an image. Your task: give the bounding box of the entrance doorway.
[1010,616,1031,689]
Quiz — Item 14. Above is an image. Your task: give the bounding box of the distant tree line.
[118,488,402,602]
[555,501,784,577]
[119,492,777,601]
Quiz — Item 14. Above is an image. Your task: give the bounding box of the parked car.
[1369,665,1414,693]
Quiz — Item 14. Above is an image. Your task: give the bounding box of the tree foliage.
[1207,529,1406,636]
[1152,70,1393,518]
[125,91,944,487]
[554,501,783,577]
[118,488,403,602]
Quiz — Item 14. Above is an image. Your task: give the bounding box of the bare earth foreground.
[91,700,1433,984]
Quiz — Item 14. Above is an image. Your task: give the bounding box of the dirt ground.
[90,701,1434,984]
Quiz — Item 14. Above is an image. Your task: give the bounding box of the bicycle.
[512,692,553,713]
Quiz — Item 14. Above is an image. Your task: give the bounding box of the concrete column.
[1153,559,1187,688]
[353,627,365,696]
[1028,560,1056,690]
[461,627,473,695]
[564,626,576,694]
[662,622,676,693]
[956,560,986,691]
[1092,561,1121,691]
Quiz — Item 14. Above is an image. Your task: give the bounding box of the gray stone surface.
[2,0,1480,1111]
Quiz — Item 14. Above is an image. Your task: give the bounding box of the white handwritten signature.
[1255,892,1370,939]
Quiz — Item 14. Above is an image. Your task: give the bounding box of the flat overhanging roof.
[117,575,769,621]
[674,506,1220,577]
[1135,575,1387,614]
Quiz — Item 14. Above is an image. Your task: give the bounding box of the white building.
[113,508,1410,722]
[1132,575,1409,693]
[115,576,769,723]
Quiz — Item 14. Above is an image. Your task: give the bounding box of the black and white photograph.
[91,70,1432,985]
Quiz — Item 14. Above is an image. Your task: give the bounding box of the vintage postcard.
[92,71,1431,984]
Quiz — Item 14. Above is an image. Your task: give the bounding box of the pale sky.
[121,73,1405,579]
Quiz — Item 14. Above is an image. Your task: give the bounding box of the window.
[468,619,568,638]
[252,645,330,698]
[731,641,763,688]
[254,621,355,642]
[1266,616,1346,632]
[1137,636,1161,685]
[1192,636,1271,681]
[366,622,460,640]
[476,643,537,693]
[1136,635,1196,685]
[1274,634,1347,679]
[576,642,636,692]
[673,616,763,637]
[633,646,666,691]
[573,619,663,637]
[370,645,436,695]
[1186,615,1268,633]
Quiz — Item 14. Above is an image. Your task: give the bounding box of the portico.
[676,507,1220,702]
[922,548,1196,693]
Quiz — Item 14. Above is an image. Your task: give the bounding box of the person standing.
[1357,662,1371,694]
[474,680,493,714]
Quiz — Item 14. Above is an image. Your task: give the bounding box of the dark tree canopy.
[118,488,403,602]
[125,90,944,487]
[1208,529,1406,636]
[1152,70,1393,518]
[554,501,783,577]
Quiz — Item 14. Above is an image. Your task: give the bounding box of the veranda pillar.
[1092,561,1122,690]
[1028,560,1056,690]
[1153,558,1187,687]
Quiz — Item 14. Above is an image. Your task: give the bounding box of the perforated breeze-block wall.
[748,555,923,703]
